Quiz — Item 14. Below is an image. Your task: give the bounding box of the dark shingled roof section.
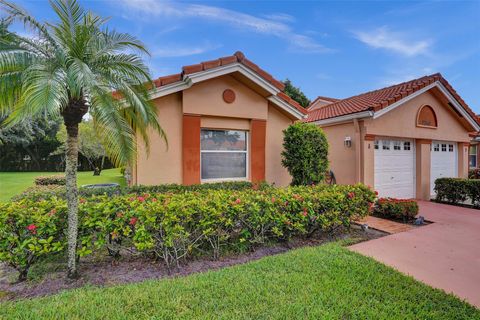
[305,73,480,125]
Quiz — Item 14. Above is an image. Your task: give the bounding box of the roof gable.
[148,51,307,119]
[305,73,480,131]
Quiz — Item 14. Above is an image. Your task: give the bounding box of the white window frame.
[200,129,249,183]
[470,145,477,169]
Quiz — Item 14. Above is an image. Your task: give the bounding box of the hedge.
[374,198,419,222]
[0,184,375,280]
[11,181,270,202]
[434,178,480,207]
[34,175,66,186]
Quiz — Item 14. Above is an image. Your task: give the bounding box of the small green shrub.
[281,122,329,186]
[34,175,66,186]
[374,198,419,222]
[0,184,375,279]
[0,198,67,281]
[434,178,480,207]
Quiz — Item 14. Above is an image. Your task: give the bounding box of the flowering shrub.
[469,168,480,179]
[435,178,480,207]
[0,184,375,279]
[34,175,66,186]
[0,198,67,281]
[374,198,419,222]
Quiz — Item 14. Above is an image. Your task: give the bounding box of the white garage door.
[431,141,457,196]
[374,139,415,199]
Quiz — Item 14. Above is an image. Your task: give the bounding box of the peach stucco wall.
[320,122,357,185]
[136,93,183,185]
[319,89,472,200]
[135,74,294,186]
[266,105,294,186]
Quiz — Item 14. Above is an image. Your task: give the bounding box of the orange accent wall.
[183,114,201,185]
[250,119,266,182]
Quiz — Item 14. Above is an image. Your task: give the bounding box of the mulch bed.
[0,226,386,302]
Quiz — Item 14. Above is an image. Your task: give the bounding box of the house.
[308,96,340,110]
[470,123,480,169]
[305,74,480,200]
[132,52,307,186]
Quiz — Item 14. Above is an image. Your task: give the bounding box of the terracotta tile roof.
[150,51,307,115]
[305,73,479,125]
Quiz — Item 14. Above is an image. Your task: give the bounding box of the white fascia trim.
[267,95,306,120]
[373,81,480,131]
[373,82,437,119]
[148,63,280,100]
[313,110,374,126]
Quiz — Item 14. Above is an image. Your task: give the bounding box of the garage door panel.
[374,139,415,199]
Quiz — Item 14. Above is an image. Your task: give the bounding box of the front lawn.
[1,243,477,319]
[0,168,126,202]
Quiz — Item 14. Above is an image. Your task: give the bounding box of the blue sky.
[10,0,480,113]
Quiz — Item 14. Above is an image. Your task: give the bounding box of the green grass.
[1,243,478,319]
[0,168,126,202]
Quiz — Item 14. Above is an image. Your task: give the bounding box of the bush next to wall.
[434,178,480,207]
[281,122,329,186]
[0,184,375,280]
[374,198,419,222]
[469,168,480,179]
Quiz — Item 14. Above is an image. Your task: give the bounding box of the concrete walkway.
[350,201,480,308]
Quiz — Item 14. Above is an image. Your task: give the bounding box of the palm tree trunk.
[62,100,88,279]
[65,123,80,279]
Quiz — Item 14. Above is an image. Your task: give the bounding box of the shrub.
[434,178,480,207]
[0,198,67,281]
[12,181,269,202]
[469,168,480,179]
[34,175,66,186]
[0,184,375,279]
[281,122,329,186]
[374,198,419,222]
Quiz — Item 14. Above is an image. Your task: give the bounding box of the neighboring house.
[305,74,480,200]
[308,96,340,110]
[132,52,306,187]
[470,118,480,169]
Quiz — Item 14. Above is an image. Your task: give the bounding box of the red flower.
[137,196,145,202]
[151,198,158,202]
[271,197,276,203]
[374,191,379,196]
[129,217,138,226]
[116,212,124,218]
[48,209,56,216]
[302,209,308,217]
[235,198,241,205]
[348,192,355,199]
[79,198,86,204]
[26,224,37,234]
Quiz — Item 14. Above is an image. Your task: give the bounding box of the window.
[382,140,390,150]
[393,141,401,150]
[374,140,379,150]
[200,129,248,180]
[448,144,454,152]
[470,145,477,169]
[403,142,411,151]
[433,143,439,152]
[441,144,447,152]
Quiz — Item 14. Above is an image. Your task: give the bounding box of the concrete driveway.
[350,201,480,308]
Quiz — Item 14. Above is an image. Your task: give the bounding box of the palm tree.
[0,0,165,278]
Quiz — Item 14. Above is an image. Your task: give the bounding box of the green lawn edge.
[1,243,478,319]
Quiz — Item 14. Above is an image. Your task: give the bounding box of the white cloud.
[353,26,431,57]
[153,43,222,58]
[262,13,295,23]
[118,0,330,53]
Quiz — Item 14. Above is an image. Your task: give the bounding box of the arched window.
[416,105,437,128]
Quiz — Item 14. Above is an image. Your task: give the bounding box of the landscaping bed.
[0,225,385,301]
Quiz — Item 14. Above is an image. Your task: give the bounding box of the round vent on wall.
[223,89,236,104]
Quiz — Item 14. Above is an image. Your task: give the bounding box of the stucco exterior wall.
[320,122,357,185]
[183,75,268,120]
[364,91,471,142]
[136,93,183,185]
[265,105,293,186]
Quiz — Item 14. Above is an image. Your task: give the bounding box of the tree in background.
[282,79,311,108]
[281,122,329,186]
[0,0,165,278]
[53,120,107,175]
